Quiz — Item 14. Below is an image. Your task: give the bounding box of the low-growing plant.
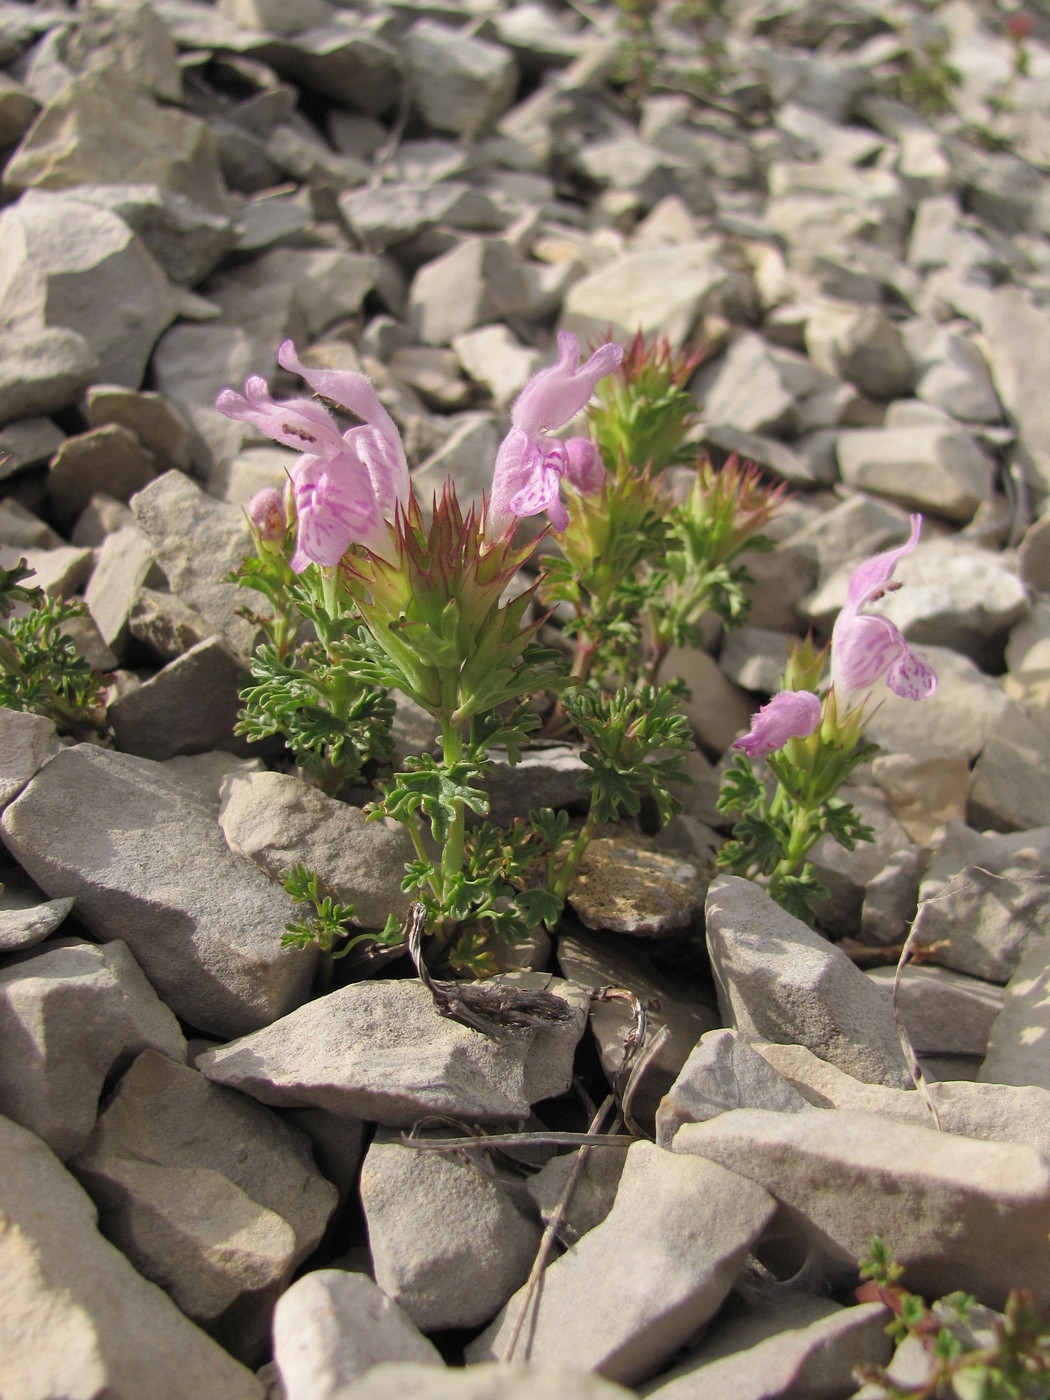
[0,558,108,734]
[856,1236,1050,1399]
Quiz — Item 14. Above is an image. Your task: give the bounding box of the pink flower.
[247,487,286,541]
[486,332,623,537]
[733,689,821,758]
[217,341,409,572]
[830,514,937,702]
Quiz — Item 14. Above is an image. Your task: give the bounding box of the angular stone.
[466,1141,776,1386]
[0,890,74,952]
[5,68,228,213]
[805,300,913,400]
[979,936,1050,1091]
[272,1270,442,1400]
[217,769,416,930]
[836,424,994,522]
[560,241,729,349]
[197,977,587,1127]
[60,183,235,286]
[0,193,177,388]
[0,417,66,478]
[0,540,93,600]
[340,180,504,252]
[131,470,263,659]
[410,238,534,346]
[911,324,1002,423]
[208,247,377,345]
[871,746,973,844]
[85,384,193,474]
[361,1130,541,1331]
[973,282,1050,490]
[641,1294,891,1400]
[783,494,913,583]
[0,940,186,1160]
[0,1113,265,1400]
[85,525,161,655]
[969,705,1050,832]
[673,1107,1050,1310]
[0,324,99,426]
[1,745,316,1038]
[525,1144,628,1248]
[662,645,757,756]
[568,839,703,938]
[0,706,59,810]
[404,20,517,140]
[70,1051,336,1349]
[49,426,158,529]
[911,820,1050,983]
[128,585,214,661]
[696,332,819,437]
[809,784,913,937]
[655,1029,810,1150]
[452,325,542,408]
[108,635,244,760]
[705,877,910,1089]
[757,1041,1050,1159]
[866,964,1003,1057]
[329,1363,634,1400]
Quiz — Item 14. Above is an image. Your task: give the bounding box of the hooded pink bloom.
[247,486,286,542]
[733,689,821,759]
[830,514,937,702]
[217,341,410,572]
[486,332,624,537]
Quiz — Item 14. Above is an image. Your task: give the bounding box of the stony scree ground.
[1,0,1050,1396]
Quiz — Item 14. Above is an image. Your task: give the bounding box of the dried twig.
[406,904,576,1037]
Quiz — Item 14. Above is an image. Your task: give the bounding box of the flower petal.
[831,613,905,695]
[733,690,821,758]
[844,514,923,610]
[511,332,624,437]
[486,427,536,539]
[886,645,938,700]
[563,437,606,495]
[216,383,345,456]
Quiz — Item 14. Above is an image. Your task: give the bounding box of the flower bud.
[248,487,287,543]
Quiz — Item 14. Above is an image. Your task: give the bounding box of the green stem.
[552,806,599,901]
[439,715,466,904]
[403,810,442,902]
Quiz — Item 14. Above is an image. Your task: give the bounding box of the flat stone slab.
[674,1107,1050,1310]
[198,977,588,1127]
[466,1141,776,1386]
[1,744,316,1038]
[0,1113,264,1400]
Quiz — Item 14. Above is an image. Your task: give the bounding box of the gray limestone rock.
[404,21,517,140]
[1,744,316,1037]
[85,525,163,656]
[655,1028,809,1149]
[705,876,910,1089]
[329,1363,635,1400]
[641,1294,891,1400]
[197,977,588,1126]
[972,284,1050,491]
[870,745,974,844]
[410,238,534,346]
[757,1042,1050,1158]
[131,470,264,659]
[805,300,913,400]
[85,384,193,474]
[272,1270,442,1400]
[969,705,1050,832]
[0,706,60,811]
[809,785,914,937]
[836,423,994,522]
[466,1141,776,1386]
[361,1130,542,1331]
[128,585,215,661]
[697,331,822,437]
[217,769,416,930]
[6,67,228,213]
[560,240,731,349]
[862,646,1010,764]
[0,417,66,478]
[0,324,99,426]
[910,820,1050,984]
[0,192,177,388]
[673,1107,1050,1310]
[0,1112,264,1400]
[108,635,245,759]
[70,1050,337,1351]
[0,889,74,952]
[867,964,1003,1058]
[978,936,1050,1091]
[0,939,186,1160]
[49,426,158,529]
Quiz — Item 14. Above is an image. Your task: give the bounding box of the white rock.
[866,964,1003,1057]
[805,299,913,399]
[0,706,59,811]
[335,1362,635,1399]
[404,20,517,140]
[272,1270,442,1400]
[836,424,994,522]
[969,705,1050,831]
[978,936,1050,1090]
[466,1140,776,1386]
